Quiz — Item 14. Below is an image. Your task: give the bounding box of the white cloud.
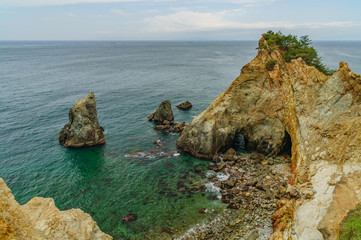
[144,11,361,33]
[1,0,275,8]
[110,8,128,15]
[145,11,240,32]
[0,0,171,7]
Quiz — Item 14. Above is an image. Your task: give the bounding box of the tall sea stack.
[59,92,106,147]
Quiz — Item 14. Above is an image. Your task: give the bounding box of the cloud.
[145,11,240,32]
[110,8,128,15]
[0,0,170,7]
[144,11,361,33]
[1,0,275,8]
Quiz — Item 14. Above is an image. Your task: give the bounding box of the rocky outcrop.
[177,34,361,239]
[59,92,105,147]
[317,171,361,240]
[148,100,174,124]
[0,177,112,240]
[176,101,192,110]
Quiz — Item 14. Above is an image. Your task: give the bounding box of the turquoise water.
[0,41,361,239]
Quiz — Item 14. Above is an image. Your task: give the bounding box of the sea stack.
[148,100,174,124]
[59,92,106,147]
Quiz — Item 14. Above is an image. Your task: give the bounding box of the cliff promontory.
[177,33,361,239]
[59,92,106,147]
[0,177,112,240]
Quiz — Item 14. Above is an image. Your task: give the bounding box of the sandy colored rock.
[222,148,237,161]
[176,101,193,110]
[317,171,361,240]
[0,177,112,240]
[148,100,174,123]
[177,34,361,239]
[59,92,106,147]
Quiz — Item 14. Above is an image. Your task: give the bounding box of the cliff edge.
[0,177,112,240]
[177,34,361,239]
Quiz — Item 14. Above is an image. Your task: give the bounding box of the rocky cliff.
[177,35,361,239]
[0,177,112,240]
[59,92,106,147]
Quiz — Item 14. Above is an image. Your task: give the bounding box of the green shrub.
[266,60,278,71]
[259,30,335,75]
[339,205,361,240]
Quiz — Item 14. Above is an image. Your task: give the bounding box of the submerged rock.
[148,100,174,124]
[121,213,137,223]
[59,92,105,147]
[176,101,193,110]
[0,177,112,240]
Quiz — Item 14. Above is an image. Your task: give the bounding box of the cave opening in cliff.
[280,131,292,156]
[232,133,248,153]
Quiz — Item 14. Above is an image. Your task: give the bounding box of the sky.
[1,0,361,40]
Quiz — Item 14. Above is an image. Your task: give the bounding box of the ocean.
[0,40,360,239]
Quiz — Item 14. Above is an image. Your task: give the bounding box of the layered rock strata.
[59,92,106,147]
[177,35,361,239]
[0,177,112,240]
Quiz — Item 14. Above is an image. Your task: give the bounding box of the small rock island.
[59,92,106,147]
[147,100,174,124]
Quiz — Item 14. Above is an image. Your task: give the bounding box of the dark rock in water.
[161,227,175,234]
[222,148,237,161]
[207,162,226,172]
[121,213,137,223]
[154,125,171,130]
[199,208,207,213]
[59,92,106,147]
[165,162,174,168]
[148,100,174,123]
[176,101,193,110]
[171,122,186,133]
[163,120,172,125]
[207,195,219,201]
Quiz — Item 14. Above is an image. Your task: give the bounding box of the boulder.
[222,148,237,161]
[154,125,171,130]
[176,101,192,110]
[148,100,174,123]
[59,92,105,147]
[172,122,186,133]
[121,214,137,223]
[0,177,112,240]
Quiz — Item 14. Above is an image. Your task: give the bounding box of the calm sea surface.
[0,41,360,239]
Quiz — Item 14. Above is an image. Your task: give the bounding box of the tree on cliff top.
[259,30,335,76]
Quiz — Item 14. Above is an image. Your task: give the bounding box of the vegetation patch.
[259,30,335,75]
[339,204,361,240]
[266,60,278,71]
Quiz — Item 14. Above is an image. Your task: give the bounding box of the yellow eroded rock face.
[177,36,361,239]
[0,177,112,240]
